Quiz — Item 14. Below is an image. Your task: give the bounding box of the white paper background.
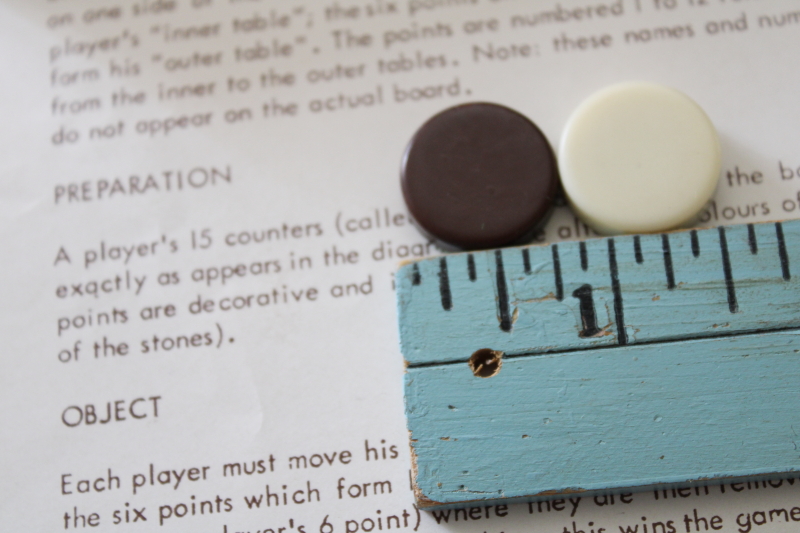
[1,0,799,531]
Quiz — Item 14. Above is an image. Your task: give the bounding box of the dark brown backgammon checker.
[401,103,559,251]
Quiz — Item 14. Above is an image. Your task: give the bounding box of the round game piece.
[401,103,559,251]
[559,82,721,235]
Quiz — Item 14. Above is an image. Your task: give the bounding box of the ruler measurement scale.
[415,223,791,330]
[398,221,797,367]
[397,220,800,509]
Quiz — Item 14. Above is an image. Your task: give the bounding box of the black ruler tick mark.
[691,230,700,257]
[718,227,738,313]
[495,250,512,332]
[748,224,758,255]
[776,222,791,281]
[662,234,675,290]
[467,254,476,282]
[608,239,628,345]
[552,244,563,302]
[573,284,600,337]
[522,249,531,275]
[579,241,588,271]
[438,258,452,311]
[633,236,644,264]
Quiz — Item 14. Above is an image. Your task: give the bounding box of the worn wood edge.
[408,432,439,508]
[397,257,424,268]
[410,470,800,510]
[398,218,797,267]
[395,218,798,291]
[408,408,587,510]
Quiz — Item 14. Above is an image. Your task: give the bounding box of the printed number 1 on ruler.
[397,220,799,509]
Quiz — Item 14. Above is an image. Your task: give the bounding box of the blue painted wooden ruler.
[396,220,799,509]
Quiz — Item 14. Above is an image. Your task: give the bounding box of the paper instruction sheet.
[1,0,799,531]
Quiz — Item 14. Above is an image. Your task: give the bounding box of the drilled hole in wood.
[469,348,503,378]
